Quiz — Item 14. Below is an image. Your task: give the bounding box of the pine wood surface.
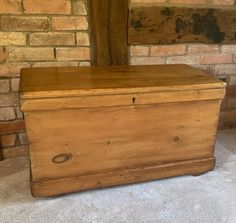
[21,88,225,111]
[32,157,215,197]
[20,65,225,99]
[26,100,220,181]
[20,65,225,197]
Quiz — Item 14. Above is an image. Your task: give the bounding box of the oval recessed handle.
[52,153,72,164]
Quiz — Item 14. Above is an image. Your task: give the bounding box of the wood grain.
[20,65,225,197]
[20,65,225,99]
[21,89,225,111]
[32,157,215,197]
[89,0,128,65]
[0,138,3,161]
[129,6,236,45]
[25,100,220,181]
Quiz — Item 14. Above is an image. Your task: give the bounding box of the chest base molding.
[31,156,215,197]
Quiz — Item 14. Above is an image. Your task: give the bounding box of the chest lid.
[20,64,225,99]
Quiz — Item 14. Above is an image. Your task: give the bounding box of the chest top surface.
[20,64,225,99]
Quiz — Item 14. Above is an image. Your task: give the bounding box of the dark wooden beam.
[129,6,236,45]
[0,139,3,161]
[89,0,128,66]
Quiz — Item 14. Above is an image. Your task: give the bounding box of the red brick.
[188,44,219,54]
[0,79,10,93]
[11,78,20,91]
[76,33,90,46]
[52,17,88,31]
[79,61,91,66]
[18,132,28,145]
[169,0,206,4]
[229,76,236,85]
[0,93,19,107]
[130,57,166,65]
[2,145,28,159]
[212,0,235,5]
[0,32,26,46]
[167,55,199,65]
[73,1,87,15]
[23,0,71,14]
[150,45,186,57]
[1,134,17,147]
[0,108,16,121]
[30,33,75,46]
[56,48,90,61]
[0,47,5,62]
[33,62,79,67]
[233,55,236,64]
[131,0,166,3]
[9,48,54,61]
[0,120,25,133]
[0,0,22,14]
[200,54,233,65]
[0,63,30,77]
[215,64,236,75]
[130,46,149,56]
[1,16,49,31]
[221,45,236,53]
[15,107,23,119]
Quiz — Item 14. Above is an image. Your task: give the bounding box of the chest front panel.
[25,99,220,181]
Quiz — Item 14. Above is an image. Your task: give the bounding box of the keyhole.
[132,97,136,104]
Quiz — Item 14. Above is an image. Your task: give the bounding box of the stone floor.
[0,129,236,223]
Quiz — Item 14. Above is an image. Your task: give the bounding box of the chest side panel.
[25,99,221,181]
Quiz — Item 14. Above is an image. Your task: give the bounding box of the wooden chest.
[20,65,225,197]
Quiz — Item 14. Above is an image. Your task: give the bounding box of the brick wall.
[0,0,91,159]
[130,0,236,129]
